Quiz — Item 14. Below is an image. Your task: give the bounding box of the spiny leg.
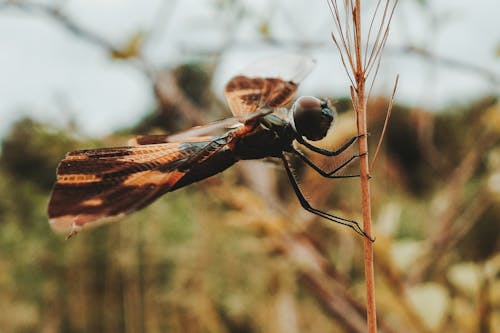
[281,154,373,241]
[288,147,363,178]
[296,134,362,156]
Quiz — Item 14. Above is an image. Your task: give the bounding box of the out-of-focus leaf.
[407,283,450,330]
[447,262,481,296]
[391,239,424,271]
[375,202,402,236]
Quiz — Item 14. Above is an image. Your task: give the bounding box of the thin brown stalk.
[331,33,356,87]
[329,1,397,332]
[366,2,397,102]
[359,100,377,333]
[328,1,356,73]
[351,1,378,332]
[364,0,383,68]
[371,74,399,170]
[350,86,359,111]
[365,0,391,72]
[365,1,398,81]
[344,1,355,63]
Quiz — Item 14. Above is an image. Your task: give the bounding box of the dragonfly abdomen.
[169,147,238,191]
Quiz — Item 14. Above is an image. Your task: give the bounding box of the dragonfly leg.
[296,135,357,156]
[289,147,362,178]
[296,134,365,156]
[281,154,373,241]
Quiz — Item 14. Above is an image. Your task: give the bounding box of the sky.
[0,0,499,138]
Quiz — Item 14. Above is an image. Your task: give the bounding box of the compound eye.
[292,96,334,141]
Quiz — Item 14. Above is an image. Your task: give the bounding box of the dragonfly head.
[290,96,335,141]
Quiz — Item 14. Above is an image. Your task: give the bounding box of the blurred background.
[0,0,499,332]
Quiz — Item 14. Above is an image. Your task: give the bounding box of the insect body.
[48,54,368,239]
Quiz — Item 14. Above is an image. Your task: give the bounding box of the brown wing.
[224,77,298,116]
[48,140,211,235]
[224,54,316,116]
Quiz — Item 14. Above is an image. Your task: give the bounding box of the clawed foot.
[356,132,370,140]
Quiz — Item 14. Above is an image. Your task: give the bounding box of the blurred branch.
[3,1,499,90]
[399,45,500,85]
[6,1,117,51]
[414,110,449,172]
[374,244,433,333]
[2,0,211,128]
[153,70,207,126]
[276,232,402,333]
[4,1,154,76]
[408,132,499,284]
[3,0,499,89]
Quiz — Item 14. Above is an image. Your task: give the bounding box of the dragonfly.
[47,54,369,239]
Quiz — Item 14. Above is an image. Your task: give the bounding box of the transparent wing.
[240,54,316,83]
[131,109,273,145]
[224,54,316,116]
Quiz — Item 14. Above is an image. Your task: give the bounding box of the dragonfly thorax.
[290,96,335,141]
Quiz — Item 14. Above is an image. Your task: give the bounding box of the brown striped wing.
[224,77,298,116]
[48,140,211,235]
[224,54,316,116]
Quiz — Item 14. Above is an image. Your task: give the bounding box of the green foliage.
[0,118,77,191]
[174,63,212,106]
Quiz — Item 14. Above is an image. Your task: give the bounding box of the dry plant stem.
[353,1,377,332]
[330,0,387,330]
[371,74,399,170]
[356,87,377,333]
